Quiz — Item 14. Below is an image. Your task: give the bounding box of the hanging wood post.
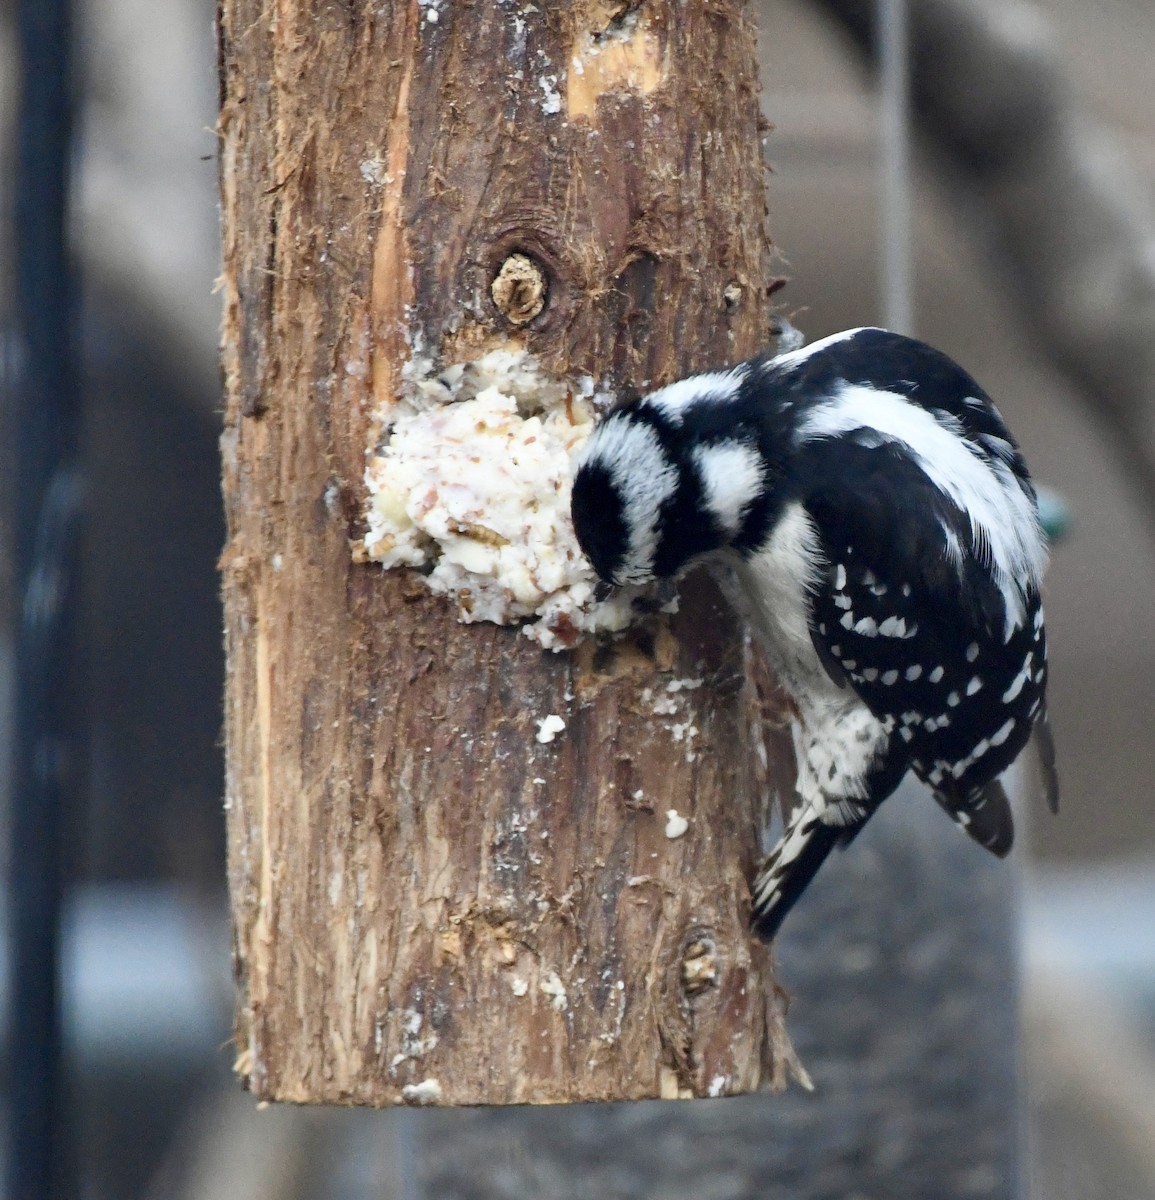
[219,0,796,1106]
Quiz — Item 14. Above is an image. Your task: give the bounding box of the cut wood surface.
[219,0,798,1105]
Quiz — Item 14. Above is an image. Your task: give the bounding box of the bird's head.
[571,369,768,589]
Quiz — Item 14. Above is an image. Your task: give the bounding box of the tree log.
[219,0,797,1106]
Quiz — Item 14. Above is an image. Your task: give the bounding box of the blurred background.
[0,0,1152,1196]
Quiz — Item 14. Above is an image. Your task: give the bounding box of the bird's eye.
[593,580,616,604]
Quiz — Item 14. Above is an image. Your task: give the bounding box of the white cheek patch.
[692,440,764,535]
[580,416,678,581]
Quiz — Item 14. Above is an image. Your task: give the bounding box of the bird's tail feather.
[1034,708,1060,815]
[934,777,1014,857]
[750,804,842,943]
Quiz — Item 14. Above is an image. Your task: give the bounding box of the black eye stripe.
[570,462,630,584]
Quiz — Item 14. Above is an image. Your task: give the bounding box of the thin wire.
[878,0,914,335]
[7,1,80,1197]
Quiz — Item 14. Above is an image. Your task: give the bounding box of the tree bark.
[219,0,797,1106]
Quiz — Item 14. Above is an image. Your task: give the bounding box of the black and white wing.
[796,435,1050,855]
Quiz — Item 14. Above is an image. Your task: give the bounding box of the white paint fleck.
[708,1075,729,1098]
[536,714,566,744]
[664,809,690,839]
[540,971,568,1011]
[539,74,562,114]
[401,1079,443,1105]
[359,157,386,186]
[510,977,529,997]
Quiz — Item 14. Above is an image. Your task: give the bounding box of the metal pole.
[7,0,81,1196]
[878,0,914,335]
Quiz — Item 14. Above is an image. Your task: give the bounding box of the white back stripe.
[643,365,748,425]
[798,383,1046,633]
[769,327,866,369]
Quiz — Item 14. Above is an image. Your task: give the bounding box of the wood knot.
[491,253,548,325]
